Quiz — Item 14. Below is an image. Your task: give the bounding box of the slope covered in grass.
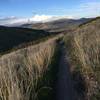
[0,26,51,53]
[0,36,61,100]
[21,18,91,32]
[64,17,100,100]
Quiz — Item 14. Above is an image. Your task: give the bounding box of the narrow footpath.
[56,44,77,100]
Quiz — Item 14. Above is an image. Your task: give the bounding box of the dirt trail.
[56,45,77,100]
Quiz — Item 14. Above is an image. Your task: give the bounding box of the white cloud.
[80,1,100,12]
[0,17,28,26]
[0,15,74,26]
[73,1,100,17]
[30,15,74,22]
[30,15,52,22]
[56,1,100,18]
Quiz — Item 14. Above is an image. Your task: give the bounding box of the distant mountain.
[21,18,92,32]
[0,15,73,27]
[0,26,50,53]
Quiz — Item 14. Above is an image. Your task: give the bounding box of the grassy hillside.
[64,17,100,100]
[0,36,61,100]
[0,26,51,53]
[21,18,91,32]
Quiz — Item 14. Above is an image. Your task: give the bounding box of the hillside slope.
[21,18,92,32]
[64,17,100,100]
[0,38,58,100]
[0,26,51,53]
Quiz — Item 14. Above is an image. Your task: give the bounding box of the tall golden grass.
[73,28,100,98]
[0,39,57,100]
[64,19,100,99]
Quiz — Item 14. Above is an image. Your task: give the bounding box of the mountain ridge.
[21,18,92,32]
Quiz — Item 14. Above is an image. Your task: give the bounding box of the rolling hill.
[21,18,92,32]
[64,16,100,100]
[0,26,51,53]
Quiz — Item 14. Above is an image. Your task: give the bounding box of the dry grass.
[64,18,100,100]
[73,28,100,99]
[0,39,57,100]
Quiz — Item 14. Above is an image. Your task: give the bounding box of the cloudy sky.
[0,0,100,25]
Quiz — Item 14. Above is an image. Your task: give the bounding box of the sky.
[0,0,100,25]
[0,0,100,17]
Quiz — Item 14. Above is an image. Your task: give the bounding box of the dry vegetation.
[0,38,58,100]
[64,18,100,100]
